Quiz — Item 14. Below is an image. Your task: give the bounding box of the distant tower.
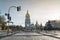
[35,21,39,27]
[35,21,39,29]
[25,10,31,28]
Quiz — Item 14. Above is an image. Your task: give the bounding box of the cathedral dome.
[26,10,30,16]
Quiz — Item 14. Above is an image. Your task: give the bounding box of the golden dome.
[26,10,30,16]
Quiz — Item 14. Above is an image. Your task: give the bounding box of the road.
[0,32,60,40]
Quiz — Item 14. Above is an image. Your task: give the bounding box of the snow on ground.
[0,32,7,36]
[1,31,60,40]
[14,32,41,36]
[0,32,60,40]
[1,36,59,40]
[41,30,60,38]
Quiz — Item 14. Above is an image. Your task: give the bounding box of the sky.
[0,0,60,26]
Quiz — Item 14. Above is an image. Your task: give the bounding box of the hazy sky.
[0,0,60,26]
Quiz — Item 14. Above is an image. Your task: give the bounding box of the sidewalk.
[40,31,60,39]
[0,32,13,38]
[0,31,18,39]
[0,30,20,39]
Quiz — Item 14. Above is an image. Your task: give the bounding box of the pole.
[7,20,9,35]
[6,6,21,35]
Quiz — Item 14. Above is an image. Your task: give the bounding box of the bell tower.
[25,10,31,29]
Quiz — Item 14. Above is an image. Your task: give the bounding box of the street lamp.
[5,6,21,35]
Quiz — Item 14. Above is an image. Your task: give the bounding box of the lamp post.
[5,6,21,35]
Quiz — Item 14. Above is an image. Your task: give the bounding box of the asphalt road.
[0,32,60,40]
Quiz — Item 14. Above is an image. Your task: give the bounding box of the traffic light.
[9,16,11,21]
[5,13,8,16]
[7,14,10,19]
[17,6,21,11]
[5,13,11,21]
